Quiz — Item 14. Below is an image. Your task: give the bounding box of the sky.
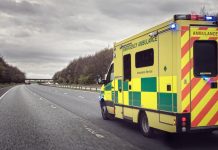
[0,0,217,79]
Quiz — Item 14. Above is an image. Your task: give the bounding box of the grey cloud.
[95,0,152,20]
[1,46,70,63]
[96,0,217,22]
[0,39,98,64]
[0,0,217,78]
[63,16,97,33]
[0,0,100,35]
[13,30,31,37]
[0,0,43,15]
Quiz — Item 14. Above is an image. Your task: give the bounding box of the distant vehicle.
[98,14,218,137]
[25,81,31,85]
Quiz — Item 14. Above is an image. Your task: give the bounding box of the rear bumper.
[190,125,218,132]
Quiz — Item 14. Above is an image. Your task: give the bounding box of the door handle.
[167,85,171,91]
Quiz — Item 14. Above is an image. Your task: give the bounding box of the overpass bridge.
[25,79,54,84]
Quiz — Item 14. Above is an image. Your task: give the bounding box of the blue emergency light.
[202,76,210,81]
[205,16,217,21]
[170,23,178,31]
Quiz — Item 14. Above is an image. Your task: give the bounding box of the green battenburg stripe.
[173,94,177,112]
[112,91,119,103]
[133,92,141,107]
[129,91,133,105]
[115,91,118,103]
[123,81,128,91]
[104,83,111,91]
[112,91,114,102]
[158,93,177,112]
[118,80,122,90]
[129,91,141,107]
[141,77,157,92]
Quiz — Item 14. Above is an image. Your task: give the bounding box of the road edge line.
[0,86,15,100]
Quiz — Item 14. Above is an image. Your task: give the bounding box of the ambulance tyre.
[101,102,109,120]
[139,112,154,138]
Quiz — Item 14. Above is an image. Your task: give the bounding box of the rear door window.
[193,40,217,77]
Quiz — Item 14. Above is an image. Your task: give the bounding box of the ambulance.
[98,14,218,137]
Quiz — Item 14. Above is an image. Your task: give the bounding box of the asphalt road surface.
[0,86,12,96]
[0,84,217,150]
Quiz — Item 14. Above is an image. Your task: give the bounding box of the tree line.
[0,57,25,83]
[53,48,113,84]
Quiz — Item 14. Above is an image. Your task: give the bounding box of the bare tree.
[0,57,25,83]
[200,5,209,16]
[53,48,113,84]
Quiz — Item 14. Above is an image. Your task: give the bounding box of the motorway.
[0,84,217,150]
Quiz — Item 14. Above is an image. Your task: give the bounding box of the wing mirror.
[97,74,106,85]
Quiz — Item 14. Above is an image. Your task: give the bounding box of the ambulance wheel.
[139,113,154,137]
[101,104,109,120]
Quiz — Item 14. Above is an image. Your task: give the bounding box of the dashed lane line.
[83,125,104,139]
[78,95,85,99]
[26,86,105,139]
[51,105,56,109]
[25,87,58,109]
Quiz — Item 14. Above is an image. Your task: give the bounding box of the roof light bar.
[174,14,217,22]
[174,14,190,20]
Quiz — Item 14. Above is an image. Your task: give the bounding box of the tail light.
[181,117,187,122]
[181,116,187,132]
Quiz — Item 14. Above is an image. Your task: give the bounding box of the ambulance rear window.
[193,40,217,77]
[135,48,154,68]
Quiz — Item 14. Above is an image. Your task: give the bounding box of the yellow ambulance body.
[99,14,218,136]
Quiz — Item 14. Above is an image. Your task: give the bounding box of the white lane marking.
[51,105,56,109]
[66,88,99,94]
[83,125,104,139]
[25,87,58,110]
[78,95,85,99]
[0,87,14,100]
[77,90,99,94]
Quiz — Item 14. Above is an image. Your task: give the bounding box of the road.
[0,86,12,96]
[0,84,217,150]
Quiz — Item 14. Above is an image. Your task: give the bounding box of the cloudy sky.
[0,0,217,78]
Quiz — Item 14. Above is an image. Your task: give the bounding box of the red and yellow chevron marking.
[208,111,218,126]
[192,91,218,126]
[180,26,218,127]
